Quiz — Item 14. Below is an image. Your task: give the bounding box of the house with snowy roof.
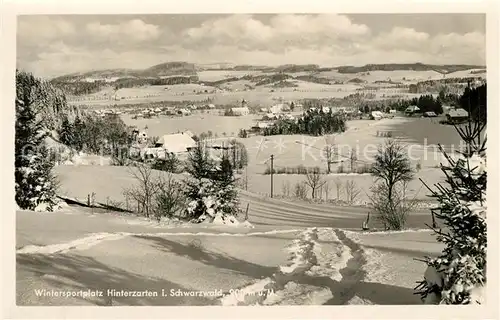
[446,108,469,123]
[230,107,250,116]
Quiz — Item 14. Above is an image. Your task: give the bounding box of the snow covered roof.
[156,133,196,153]
[183,130,195,138]
[447,108,469,118]
[405,105,420,112]
[371,111,384,118]
[231,107,250,113]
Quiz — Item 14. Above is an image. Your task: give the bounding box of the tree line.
[58,113,132,163]
[263,108,347,136]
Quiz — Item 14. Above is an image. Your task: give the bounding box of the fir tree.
[59,116,74,146]
[184,142,240,223]
[15,70,58,211]
[415,105,487,304]
[213,152,240,217]
[184,141,214,220]
[73,115,84,152]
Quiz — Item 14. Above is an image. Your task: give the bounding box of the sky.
[16,14,486,78]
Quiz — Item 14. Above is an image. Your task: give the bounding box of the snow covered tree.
[15,70,58,211]
[415,110,487,304]
[213,152,240,217]
[184,141,240,224]
[184,141,215,220]
[58,116,74,146]
[72,115,85,152]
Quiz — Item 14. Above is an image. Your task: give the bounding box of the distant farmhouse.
[423,111,438,117]
[230,107,250,116]
[370,111,384,120]
[139,132,196,161]
[405,105,421,116]
[445,108,469,123]
[270,103,290,114]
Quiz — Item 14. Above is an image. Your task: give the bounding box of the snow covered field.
[17,210,442,306]
[17,166,440,306]
[16,115,450,306]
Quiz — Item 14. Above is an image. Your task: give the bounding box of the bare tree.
[123,163,161,217]
[369,180,418,230]
[293,181,308,200]
[345,180,361,205]
[371,139,414,207]
[334,178,344,200]
[349,148,358,172]
[324,181,330,202]
[323,144,336,174]
[370,139,415,230]
[154,173,186,221]
[281,180,291,197]
[323,135,337,174]
[304,167,327,199]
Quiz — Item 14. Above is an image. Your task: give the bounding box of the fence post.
[245,203,250,221]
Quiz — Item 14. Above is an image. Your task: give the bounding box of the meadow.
[67,68,469,109]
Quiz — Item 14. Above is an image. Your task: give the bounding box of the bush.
[369,181,416,230]
[416,161,422,172]
[345,180,361,205]
[337,164,346,174]
[297,165,308,175]
[355,163,373,174]
[153,174,187,221]
[238,129,248,138]
[151,153,182,173]
[293,181,308,199]
[304,167,326,199]
[122,163,161,217]
[281,180,291,197]
[264,166,276,175]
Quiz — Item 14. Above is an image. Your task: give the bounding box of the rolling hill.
[51,62,197,82]
[51,62,485,83]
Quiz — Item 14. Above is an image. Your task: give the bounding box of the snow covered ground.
[16,130,445,306]
[17,205,442,306]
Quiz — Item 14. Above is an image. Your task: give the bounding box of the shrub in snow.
[415,110,487,304]
[184,141,240,223]
[15,71,59,211]
[186,179,240,224]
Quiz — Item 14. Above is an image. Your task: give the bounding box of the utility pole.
[245,166,248,191]
[233,144,237,169]
[270,154,274,198]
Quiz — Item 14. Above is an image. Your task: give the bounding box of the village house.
[446,108,469,123]
[405,105,421,116]
[178,108,192,116]
[250,121,274,134]
[141,132,196,161]
[270,103,290,114]
[155,132,197,154]
[370,111,384,120]
[264,113,279,120]
[423,111,438,117]
[230,107,250,116]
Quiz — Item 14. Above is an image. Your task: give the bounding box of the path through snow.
[218,227,368,306]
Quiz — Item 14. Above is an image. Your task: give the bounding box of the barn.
[231,107,250,116]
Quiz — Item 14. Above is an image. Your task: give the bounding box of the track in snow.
[218,227,369,306]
